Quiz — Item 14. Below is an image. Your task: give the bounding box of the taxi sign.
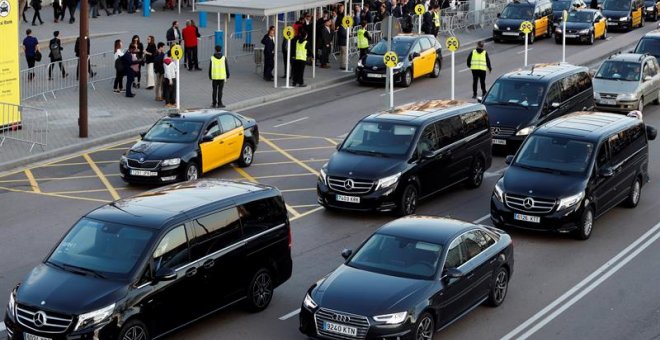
[415,4,426,15]
[384,51,398,68]
[562,9,568,22]
[445,36,460,52]
[520,21,533,34]
[283,26,295,40]
[342,16,353,28]
[170,44,183,60]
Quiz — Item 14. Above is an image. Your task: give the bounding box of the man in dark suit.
[166,21,181,46]
[261,26,275,81]
[320,18,333,68]
[75,37,96,80]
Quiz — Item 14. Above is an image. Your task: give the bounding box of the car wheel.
[547,24,553,37]
[603,27,608,39]
[246,268,274,312]
[397,184,418,216]
[184,162,199,181]
[588,32,595,45]
[624,178,642,208]
[118,319,150,340]
[574,206,594,240]
[641,14,645,27]
[401,68,413,87]
[430,59,441,78]
[528,31,535,44]
[654,10,658,21]
[487,267,509,307]
[494,37,501,43]
[466,157,485,188]
[414,312,434,340]
[238,142,254,167]
[638,98,644,112]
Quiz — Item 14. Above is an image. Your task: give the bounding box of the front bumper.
[4,314,119,340]
[606,20,632,30]
[554,32,592,42]
[493,30,525,41]
[490,196,585,233]
[299,306,413,340]
[119,161,183,184]
[355,67,405,84]
[594,99,639,113]
[317,181,401,212]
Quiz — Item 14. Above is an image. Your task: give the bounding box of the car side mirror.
[551,102,561,108]
[420,150,434,160]
[505,155,514,165]
[412,52,420,59]
[497,12,501,17]
[154,267,177,282]
[139,132,146,139]
[599,166,615,177]
[644,75,653,82]
[444,268,464,279]
[201,135,214,143]
[647,125,657,140]
[341,249,353,260]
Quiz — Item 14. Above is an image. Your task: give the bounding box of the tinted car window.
[444,237,465,269]
[484,79,546,107]
[436,116,464,148]
[370,38,413,56]
[240,197,287,237]
[189,208,242,259]
[561,74,580,99]
[462,231,487,261]
[219,114,238,133]
[153,225,190,271]
[596,142,609,168]
[461,111,488,136]
[500,4,534,19]
[419,38,432,51]
[341,121,417,157]
[546,82,562,106]
[609,124,645,164]
[143,120,204,143]
[635,38,660,59]
[577,72,592,93]
[515,135,595,174]
[603,0,631,10]
[566,10,593,22]
[418,124,439,153]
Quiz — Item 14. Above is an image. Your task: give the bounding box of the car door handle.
[466,273,475,280]
[218,140,224,144]
[203,259,215,269]
[185,267,198,277]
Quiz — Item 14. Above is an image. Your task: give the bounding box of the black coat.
[166,27,181,43]
[153,52,165,74]
[74,37,90,58]
[261,34,275,58]
[321,26,333,47]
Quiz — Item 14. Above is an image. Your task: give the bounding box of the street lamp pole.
[79,0,89,138]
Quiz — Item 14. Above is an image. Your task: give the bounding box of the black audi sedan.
[119,110,258,184]
[299,216,514,340]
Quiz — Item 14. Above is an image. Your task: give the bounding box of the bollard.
[215,30,224,52]
[142,0,150,17]
[198,0,207,28]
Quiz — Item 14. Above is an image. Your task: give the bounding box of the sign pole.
[345,26,350,72]
[176,59,180,109]
[286,39,291,88]
[520,21,532,67]
[451,51,455,100]
[524,32,528,67]
[341,16,353,72]
[384,51,398,111]
[562,11,567,63]
[444,36,460,100]
[389,65,394,109]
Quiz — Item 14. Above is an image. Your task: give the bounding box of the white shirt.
[164,62,177,80]
[114,49,124,60]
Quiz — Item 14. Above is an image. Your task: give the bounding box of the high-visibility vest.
[210,55,227,80]
[470,50,488,71]
[296,40,308,60]
[357,28,369,48]
[433,11,440,27]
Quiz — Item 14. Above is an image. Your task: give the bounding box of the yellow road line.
[232,166,301,217]
[266,136,315,141]
[252,159,328,166]
[253,173,315,179]
[290,206,324,221]
[39,160,117,167]
[261,132,342,140]
[49,188,128,195]
[260,137,320,176]
[289,204,320,208]
[324,138,339,146]
[255,146,336,153]
[0,185,111,203]
[24,169,41,193]
[84,154,121,200]
[0,174,122,183]
[279,188,316,193]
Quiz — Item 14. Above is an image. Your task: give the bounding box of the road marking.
[83,154,121,201]
[261,137,320,176]
[459,68,471,73]
[0,185,111,203]
[0,321,5,333]
[380,88,406,96]
[473,214,491,224]
[273,117,309,128]
[502,221,660,340]
[256,146,336,153]
[40,160,117,167]
[279,188,317,193]
[0,174,121,183]
[49,188,128,195]
[325,138,339,146]
[252,159,328,166]
[254,173,316,180]
[24,169,41,193]
[517,48,533,54]
[290,206,324,221]
[232,166,301,217]
[279,308,301,320]
[337,133,348,138]
[290,204,321,209]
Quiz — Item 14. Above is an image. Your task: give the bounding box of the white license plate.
[25,333,52,340]
[514,213,541,223]
[324,321,358,336]
[366,73,385,78]
[564,34,579,38]
[492,138,507,145]
[600,98,617,105]
[607,22,618,26]
[336,194,360,203]
[502,32,519,36]
[130,169,158,177]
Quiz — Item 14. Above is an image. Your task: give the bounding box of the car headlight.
[357,59,364,67]
[618,93,638,101]
[647,6,654,11]
[557,191,585,211]
[555,28,563,33]
[620,16,629,21]
[375,172,401,191]
[493,181,505,203]
[7,289,16,319]
[303,293,318,310]
[516,126,536,136]
[161,158,181,167]
[319,167,328,185]
[74,303,115,331]
[579,29,590,34]
[493,23,499,29]
[373,311,408,325]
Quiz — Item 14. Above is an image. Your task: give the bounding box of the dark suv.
[4,180,292,340]
[318,100,492,216]
[491,112,656,240]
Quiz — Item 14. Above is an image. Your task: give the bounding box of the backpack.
[50,40,61,60]
[115,57,124,72]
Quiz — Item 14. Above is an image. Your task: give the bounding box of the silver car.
[593,53,660,112]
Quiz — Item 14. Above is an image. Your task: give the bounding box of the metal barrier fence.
[229,29,267,62]
[0,102,48,152]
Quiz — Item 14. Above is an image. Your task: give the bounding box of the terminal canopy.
[196,0,344,16]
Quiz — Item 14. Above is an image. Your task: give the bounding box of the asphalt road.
[2,23,660,340]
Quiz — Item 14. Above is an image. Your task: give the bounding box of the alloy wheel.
[242,144,254,165]
[252,272,273,309]
[122,326,147,340]
[403,187,417,215]
[631,180,641,205]
[583,210,593,237]
[186,164,199,181]
[473,159,484,187]
[416,315,433,340]
[493,270,508,304]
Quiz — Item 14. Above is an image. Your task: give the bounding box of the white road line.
[459,68,471,73]
[279,308,301,320]
[273,117,309,128]
[380,88,407,96]
[501,221,660,340]
[337,133,348,138]
[517,48,534,54]
[473,214,491,224]
[0,321,5,333]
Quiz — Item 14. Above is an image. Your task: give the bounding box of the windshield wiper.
[516,163,567,175]
[166,123,187,135]
[344,149,390,158]
[487,101,530,110]
[61,263,106,279]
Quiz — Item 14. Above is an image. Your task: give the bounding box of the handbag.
[34,51,42,62]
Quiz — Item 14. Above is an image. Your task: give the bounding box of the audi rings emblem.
[344,179,354,190]
[523,197,534,210]
[334,313,351,323]
[34,311,47,327]
[491,127,501,136]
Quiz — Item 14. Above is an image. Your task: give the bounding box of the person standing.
[356,21,370,59]
[209,45,229,108]
[432,5,441,37]
[53,0,64,22]
[90,0,99,18]
[75,36,96,80]
[166,20,181,46]
[320,19,333,69]
[337,23,347,69]
[122,45,139,97]
[153,42,165,100]
[65,0,78,24]
[145,36,157,89]
[30,0,43,25]
[466,41,492,99]
[292,30,308,87]
[113,39,124,93]
[48,31,68,80]
[130,35,144,88]
[261,26,275,81]
[20,0,28,23]
[163,55,177,107]
[281,38,289,78]
[182,20,201,71]
[23,29,40,81]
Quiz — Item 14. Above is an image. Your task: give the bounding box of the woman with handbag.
[30,0,43,25]
[144,36,157,89]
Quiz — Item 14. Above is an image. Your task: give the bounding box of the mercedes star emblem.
[523,197,534,210]
[344,179,354,190]
[34,311,47,327]
[491,127,501,136]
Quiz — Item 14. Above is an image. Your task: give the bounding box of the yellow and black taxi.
[552,0,587,25]
[644,0,660,20]
[119,110,259,184]
[554,9,608,44]
[603,0,645,30]
[493,0,554,44]
[356,34,442,87]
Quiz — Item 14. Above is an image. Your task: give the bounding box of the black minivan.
[4,180,292,340]
[483,63,594,149]
[491,112,656,240]
[317,100,492,216]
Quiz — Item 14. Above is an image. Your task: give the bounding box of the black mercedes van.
[491,112,656,240]
[4,180,292,340]
[483,62,594,149]
[317,100,492,216]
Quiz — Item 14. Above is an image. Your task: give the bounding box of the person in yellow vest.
[292,30,308,87]
[208,45,230,108]
[466,41,492,99]
[357,21,371,59]
[432,5,441,37]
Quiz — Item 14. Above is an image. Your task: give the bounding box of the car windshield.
[341,121,417,157]
[348,233,443,280]
[500,5,534,19]
[514,135,595,175]
[567,11,594,22]
[143,119,204,143]
[595,60,641,81]
[635,38,660,58]
[553,1,573,11]
[48,218,154,280]
[484,79,546,108]
[603,0,630,10]
[370,39,413,56]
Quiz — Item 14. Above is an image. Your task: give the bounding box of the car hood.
[561,22,593,30]
[496,18,527,30]
[312,264,434,316]
[602,9,629,18]
[326,151,406,179]
[127,140,191,161]
[363,54,390,68]
[485,103,537,129]
[593,78,640,95]
[17,264,126,315]
[503,165,587,199]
